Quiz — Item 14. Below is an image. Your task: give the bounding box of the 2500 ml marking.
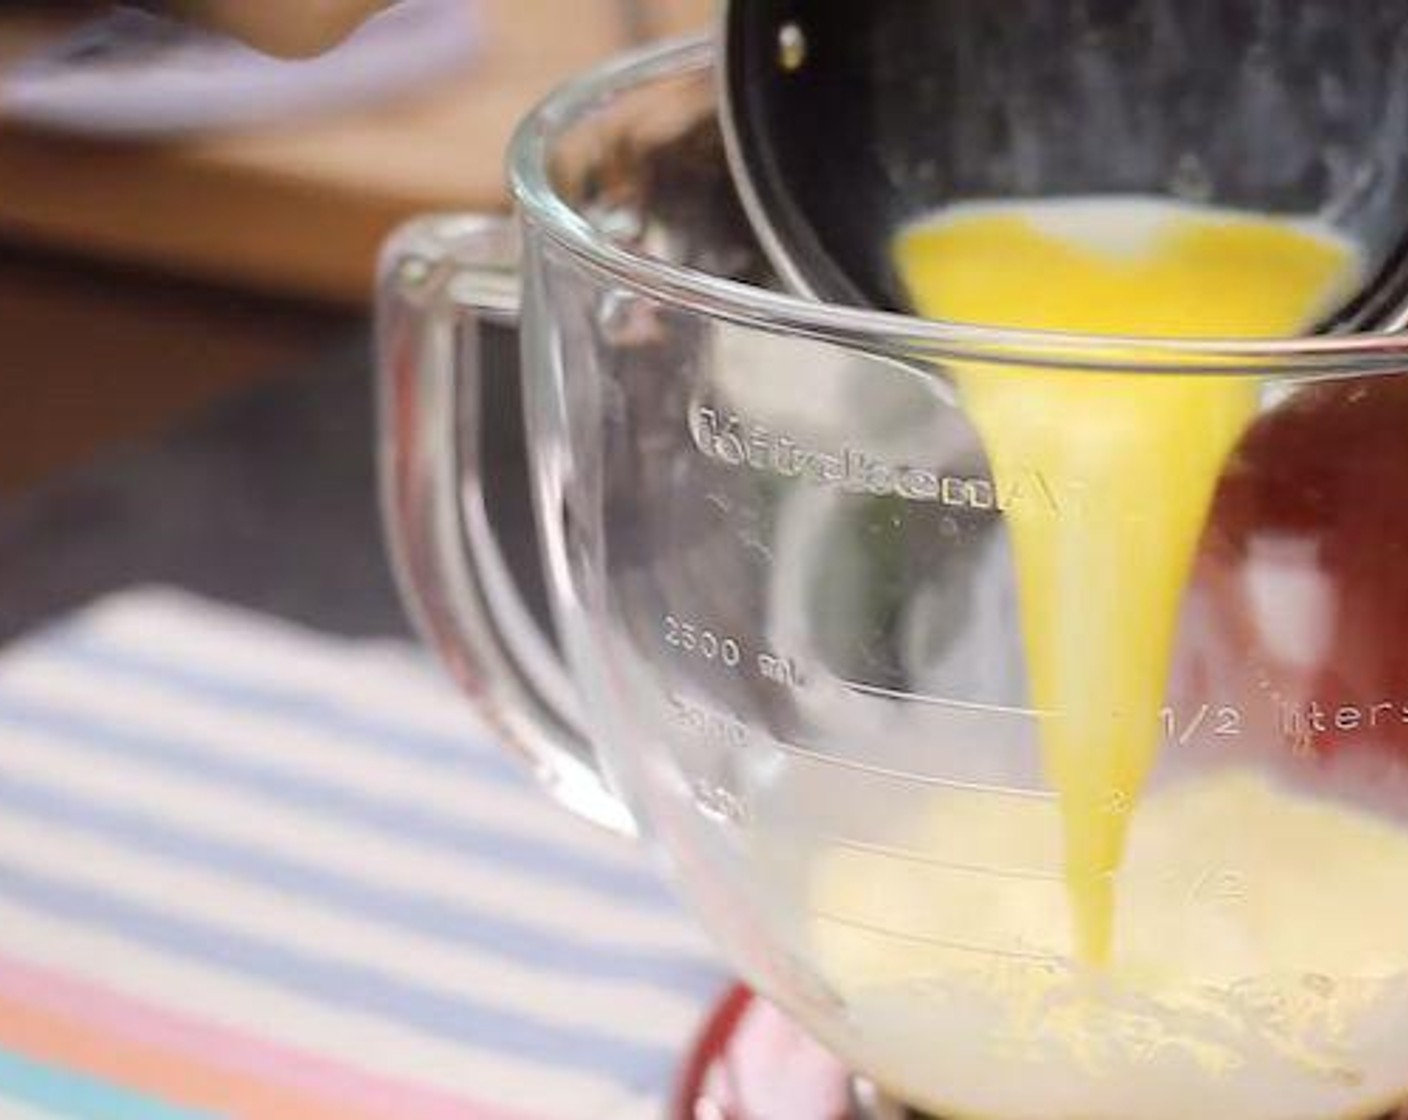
[662,614,742,667]
[661,614,805,686]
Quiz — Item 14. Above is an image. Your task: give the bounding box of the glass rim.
[509,35,1408,376]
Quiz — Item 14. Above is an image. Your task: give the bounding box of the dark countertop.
[0,323,550,651]
[0,334,408,641]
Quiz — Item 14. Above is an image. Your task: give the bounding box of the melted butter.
[792,199,1408,1116]
[809,771,1408,1119]
[891,196,1363,962]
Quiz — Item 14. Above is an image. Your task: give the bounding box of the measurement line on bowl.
[809,908,1064,963]
[837,678,1051,718]
[764,735,1058,801]
[817,834,1068,882]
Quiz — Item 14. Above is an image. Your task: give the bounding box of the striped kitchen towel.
[0,587,726,1119]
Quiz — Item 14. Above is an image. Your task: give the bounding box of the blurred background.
[0,0,710,639]
[0,11,732,1119]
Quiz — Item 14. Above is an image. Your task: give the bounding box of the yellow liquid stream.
[892,198,1361,964]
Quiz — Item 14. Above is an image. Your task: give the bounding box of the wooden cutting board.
[0,0,711,304]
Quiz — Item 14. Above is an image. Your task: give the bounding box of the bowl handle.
[376,214,636,837]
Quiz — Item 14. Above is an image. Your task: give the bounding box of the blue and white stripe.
[0,589,726,1119]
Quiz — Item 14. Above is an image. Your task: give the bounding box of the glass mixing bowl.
[378,37,1408,1120]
